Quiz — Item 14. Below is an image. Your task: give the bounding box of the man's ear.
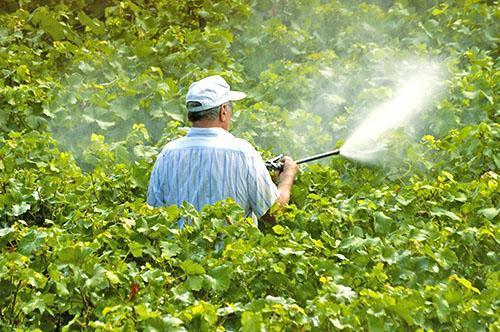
[219,104,228,122]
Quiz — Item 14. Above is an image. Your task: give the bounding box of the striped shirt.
[147,127,280,226]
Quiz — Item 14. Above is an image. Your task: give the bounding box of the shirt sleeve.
[245,154,280,218]
[146,158,163,207]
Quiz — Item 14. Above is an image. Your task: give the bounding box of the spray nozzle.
[265,154,284,171]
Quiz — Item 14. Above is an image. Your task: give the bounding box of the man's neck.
[192,121,228,131]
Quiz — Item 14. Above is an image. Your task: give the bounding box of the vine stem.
[10,280,22,324]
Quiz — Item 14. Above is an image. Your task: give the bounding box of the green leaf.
[147,315,186,332]
[18,229,47,255]
[187,275,203,291]
[431,4,448,16]
[77,61,94,74]
[333,283,357,302]
[22,293,55,315]
[479,90,494,104]
[431,208,461,221]
[436,247,458,269]
[162,315,185,327]
[434,297,450,322]
[0,227,15,246]
[128,242,143,258]
[272,224,286,235]
[478,207,498,220]
[96,119,116,130]
[241,311,264,332]
[205,265,232,292]
[389,297,419,325]
[31,7,67,40]
[56,282,69,297]
[135,303,160,320]
[278,247,305,256]
[134,40,156,57]
[450,275,480,294]
[180,260,206,275]
[85,266,109,289]
[374,211,392,235]
[160,241,181,258]
[463,90,478,99]
[190,301,218,325]
[77,11,106,35]
[451,192,467,202]
[396,195,414,206]
[12,202,30,216]
[367,314,384,332]
[105,270,120,285]
[165,110,185,122]
[58,246,88,265]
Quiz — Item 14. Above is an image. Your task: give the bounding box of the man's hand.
[278,156,299,178]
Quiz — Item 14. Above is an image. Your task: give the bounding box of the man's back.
[147,127,279,224]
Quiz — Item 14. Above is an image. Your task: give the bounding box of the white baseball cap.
[186,75,247,112]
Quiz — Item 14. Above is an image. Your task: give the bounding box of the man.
[147,75,298,226]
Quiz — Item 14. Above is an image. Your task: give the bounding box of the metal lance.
[296,149,340,165]
[265,149,341,171]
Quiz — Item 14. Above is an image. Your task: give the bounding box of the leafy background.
[0,0,498,330]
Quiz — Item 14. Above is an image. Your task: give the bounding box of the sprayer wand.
[265,149,341,171]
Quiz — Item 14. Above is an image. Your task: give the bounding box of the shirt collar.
[187,127,234,138]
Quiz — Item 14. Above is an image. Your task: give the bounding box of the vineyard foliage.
[0,0,499,330]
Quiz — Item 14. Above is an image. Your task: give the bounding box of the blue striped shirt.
[147,127,280,226]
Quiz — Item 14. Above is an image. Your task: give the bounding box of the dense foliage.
[0,0,498,330]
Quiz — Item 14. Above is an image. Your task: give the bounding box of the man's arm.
[262,156,299,223]
[275,156,299,207]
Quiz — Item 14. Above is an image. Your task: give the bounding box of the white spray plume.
[340,60,445,163]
